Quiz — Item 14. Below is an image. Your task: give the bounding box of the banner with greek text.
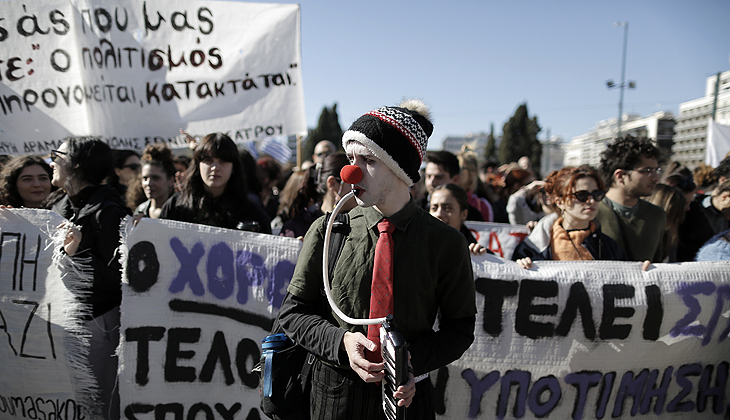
[0,209,97,420]
[0,0,305,154]
[4,213,729,419]
[464,221,530,259]
[119,217,301,420]
[119,217,730,419]
[442,255,730,419]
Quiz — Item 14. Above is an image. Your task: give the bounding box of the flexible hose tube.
[321,190,385,326]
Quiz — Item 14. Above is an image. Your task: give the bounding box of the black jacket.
[677,194,730,262]
[160,192,272,234]
[52,184,131,319]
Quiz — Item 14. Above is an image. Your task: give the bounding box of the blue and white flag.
[259,136,294,165]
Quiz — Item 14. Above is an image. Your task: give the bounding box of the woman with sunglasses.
[159,133,271,233]
[49,138,132,420]
[108,149,141,195]
[512,165,625,269]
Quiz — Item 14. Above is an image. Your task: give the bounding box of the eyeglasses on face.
[123,163,141,171]
[50,150,67,162]
[630,167,663,176]
[573,190,606,203]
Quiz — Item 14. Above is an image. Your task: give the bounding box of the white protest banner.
[120,218,730,419]
[437,255,730,419]
[0,0,305,154]
[465,221,530,259]
[706,118,730,167]
[11,213,721,419]
[119,217,301,420]
[0,209,97,420]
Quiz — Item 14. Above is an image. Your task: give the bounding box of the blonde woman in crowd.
[647,183,687,262]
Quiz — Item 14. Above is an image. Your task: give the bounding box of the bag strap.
[326,212,351,282]
[270,212,351,336]
[300,352,316,380]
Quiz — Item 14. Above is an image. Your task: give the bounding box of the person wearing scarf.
[512,165,625,268]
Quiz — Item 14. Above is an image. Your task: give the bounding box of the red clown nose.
[340,165,363,185]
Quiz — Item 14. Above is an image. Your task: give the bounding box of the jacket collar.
[521,212,558,253]
[362,197,417,233]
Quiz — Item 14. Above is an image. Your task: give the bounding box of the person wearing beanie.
[277,99,477,419]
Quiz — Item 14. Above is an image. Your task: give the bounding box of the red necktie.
[366,219,395,362]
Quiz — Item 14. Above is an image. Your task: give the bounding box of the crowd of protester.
[1,133,729,419]
[0,134,727,264]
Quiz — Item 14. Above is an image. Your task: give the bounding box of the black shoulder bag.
[257,213,350,420]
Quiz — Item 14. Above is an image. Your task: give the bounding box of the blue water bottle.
[261,333,291,397]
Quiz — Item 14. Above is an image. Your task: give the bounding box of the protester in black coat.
[50,138,130,420]
[677,183,730,261]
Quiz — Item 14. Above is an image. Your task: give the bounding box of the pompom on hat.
[342,99,433,186]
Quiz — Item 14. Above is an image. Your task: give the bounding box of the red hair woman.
[511,165,626,268]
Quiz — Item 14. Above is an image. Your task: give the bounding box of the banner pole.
[296,134,303,169]
[712,71,721,120]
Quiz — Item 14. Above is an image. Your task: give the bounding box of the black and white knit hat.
[342,99,433,186]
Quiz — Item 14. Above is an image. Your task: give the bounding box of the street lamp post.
[606,21,635,138]
[617,21,628,137]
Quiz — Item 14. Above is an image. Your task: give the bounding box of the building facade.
[442,133,496,158]
[672,69,730,169]
[540,136,565,177]
[564,112,675,167]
